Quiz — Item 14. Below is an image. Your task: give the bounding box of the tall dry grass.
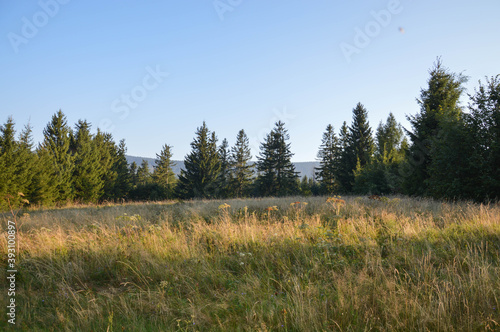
[1,196,499,331]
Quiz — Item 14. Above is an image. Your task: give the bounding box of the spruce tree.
[216,138,231,198]
[354,113,406,194]
[404,59,467,196]
[129,161,139,188]
[152,144,176,199]
[176,122,221,199]
[30,147,58,206]
[137,159,151,186]
[230,129,253,197]
[72,120,103,203]
[94,130,118,200]
[315,124,341,195]
[256,121,298,196]
[41,110,75,202]
[350,102,374,167]
[467,75,500,200]
[0,117,20,208]
[15,124,36,204]
[375,113,404,161]
[337,121,355,192]
[110,139,132,200]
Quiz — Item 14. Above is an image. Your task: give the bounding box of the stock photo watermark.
[7,0,70,54]
[6,220,17,325]
[249,107,296,156]
[340,0,404,63]
[99,65,169,133]
[213,0,243,21]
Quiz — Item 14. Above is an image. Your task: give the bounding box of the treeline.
[0,59,498,209]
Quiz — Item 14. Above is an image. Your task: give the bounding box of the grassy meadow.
[1,196,499,331]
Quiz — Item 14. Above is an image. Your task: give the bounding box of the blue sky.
[1,0,499,161]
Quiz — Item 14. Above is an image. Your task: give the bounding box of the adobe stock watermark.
[6,220,17,325]
[7,0,70,54]
[213,0,243,21]
[99,65,169,133]
[249,106,296,157]
[340,0,404,63]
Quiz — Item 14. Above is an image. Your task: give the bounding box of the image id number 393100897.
[7,220,17,325]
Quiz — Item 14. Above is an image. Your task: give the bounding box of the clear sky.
[1,0,499,161]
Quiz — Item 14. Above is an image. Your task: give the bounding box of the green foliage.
[176,122,221,199]
[41,110,75,202]
[404,59,468,196]
[315,124,341,195]
[72,120,104,203]
[256,121,299,196]
[152,144,176,199]
[137,159,151,186]
[94,131,119,200]
[110,139,132,200]
[354,113,407,195]
[466,75,500,200]
[336,121,355,193]
[349,103,374,168]
[230,129,254,198]
[0,118,36,209]
[217,138,231,198]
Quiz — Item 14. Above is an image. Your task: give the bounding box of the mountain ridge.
[125,155,319,179]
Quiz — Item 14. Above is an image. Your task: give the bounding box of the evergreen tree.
[337,121,355,192]
[315,124,341,194]
[30,147,57,206]
[152,144,176,199]
[16,124,36,204]
[94,130,118,200]
[375,113,404,160]
[426,114,472,199]
[256,121,299,196]
[129,161,139,188]
[350,102,374,167]
[404,59,467,196]
[137,159,151,186]
[72,120,103,203]
[354,113,407,195]
[299,176,314,197]
[467,75,500,200]
[229,129,253,198]
[41,110,75,202]
[216,138,231,198]
[176,122,221,199]
[110,139,132,200]
[0,117,32,208]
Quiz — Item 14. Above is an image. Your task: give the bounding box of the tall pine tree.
[467,75,500,200]
[152,144,176,199]
[41,110,75,202]
[404,59,467,196]
[176,122,221,199]
[216,138,231,198]
[72,120,103,203]
[336,121,354,192]
[315,124,341,195]
[230,129,253,197]
[350,102,374,167]
[256,121,298,196]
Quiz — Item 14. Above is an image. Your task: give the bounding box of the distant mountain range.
[125,155,319,179]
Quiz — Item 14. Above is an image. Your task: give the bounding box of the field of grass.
[1,196,499,331]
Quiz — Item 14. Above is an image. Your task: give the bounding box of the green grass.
[1,196,499,331]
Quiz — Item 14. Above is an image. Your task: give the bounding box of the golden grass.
[1,196,499,331]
